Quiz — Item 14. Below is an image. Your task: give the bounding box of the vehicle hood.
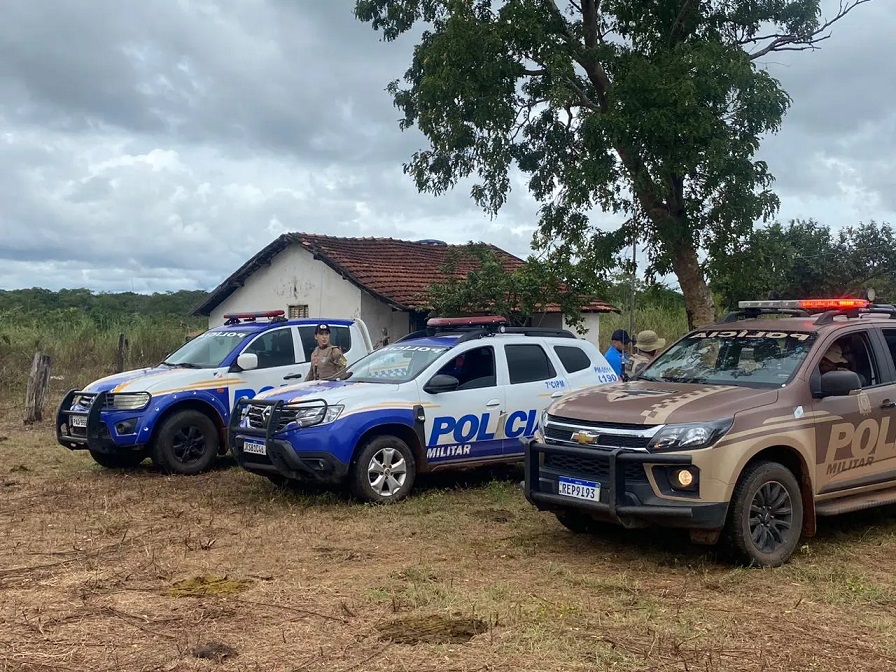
[255,380,402,406]
[549,380,780,425]
[81,366,235,395]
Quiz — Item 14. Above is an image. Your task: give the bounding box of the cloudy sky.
[2,0,893,293]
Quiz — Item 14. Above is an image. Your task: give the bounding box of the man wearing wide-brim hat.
[626,330,667,378]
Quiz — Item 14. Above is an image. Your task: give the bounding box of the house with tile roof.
[192,233,617,343]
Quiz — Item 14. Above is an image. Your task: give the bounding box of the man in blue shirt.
[604,329,632,378]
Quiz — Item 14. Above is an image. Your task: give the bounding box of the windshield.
[341,344,451,383]
[638,330,817,387]
[163,330,252,368]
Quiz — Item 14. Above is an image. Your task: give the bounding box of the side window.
[297,325,353,361]
[506,344,557,384]
[554,345,591,374]
[883,330,896,371]
[436,346,497,390]
[818,332,879,388]
[330,326,352,354]
[243,328,297,369]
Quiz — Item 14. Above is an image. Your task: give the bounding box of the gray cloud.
[1,0,894,293]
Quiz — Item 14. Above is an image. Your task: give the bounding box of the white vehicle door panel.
[231,326,307,407]
[418,344,506,465]
[502,341,570,456]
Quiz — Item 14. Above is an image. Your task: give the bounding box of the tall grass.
[0,311,204,402]
[597,306,690,352]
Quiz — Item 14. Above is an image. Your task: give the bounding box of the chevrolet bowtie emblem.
[571,430,599,445]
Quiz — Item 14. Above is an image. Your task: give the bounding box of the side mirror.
[423,374,460,394]
[237,353,258,371]
[818,370,862,397]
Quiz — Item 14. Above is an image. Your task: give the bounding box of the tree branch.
[668,0,700,46]
[748,0,872,61]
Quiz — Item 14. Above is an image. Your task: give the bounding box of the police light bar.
[426,316,508,328]
[738,299,870,311]
[222,310,286,320]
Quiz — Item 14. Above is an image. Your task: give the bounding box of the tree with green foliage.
[708,219,896,310]
[355,0,871,328]
[424,243,606,326]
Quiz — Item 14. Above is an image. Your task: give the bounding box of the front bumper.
[228,398,349,484]
[524,440,727,529]
[56,389,147,455]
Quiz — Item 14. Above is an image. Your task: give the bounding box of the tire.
[349,435,416,503]
[723,461,803,568]
[150,410,220,476]
[89,449,146,469]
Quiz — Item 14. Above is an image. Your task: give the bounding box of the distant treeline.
[0,288,210,321]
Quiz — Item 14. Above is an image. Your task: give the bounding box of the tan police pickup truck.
[524,298,896,566]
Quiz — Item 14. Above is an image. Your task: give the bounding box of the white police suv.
[56,311,373,475]
[229,317,620,502]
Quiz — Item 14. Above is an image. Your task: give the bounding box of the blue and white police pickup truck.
[56,311,373,475]
[228,316,620,502]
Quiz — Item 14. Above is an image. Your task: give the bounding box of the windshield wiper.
[662,375,708,384]
[162,361,202,369]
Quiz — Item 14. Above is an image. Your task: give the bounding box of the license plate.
[242,440,267,456]
[558,476,600,502]
[70,415,87,428]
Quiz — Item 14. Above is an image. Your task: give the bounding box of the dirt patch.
[375,613,489,644]
[193,641,238,662]
[167,575,251,597]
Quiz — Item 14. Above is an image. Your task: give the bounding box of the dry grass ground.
[3,405,896,672]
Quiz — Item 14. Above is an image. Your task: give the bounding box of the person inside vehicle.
[305,323,347,381]
[626,330,666,378]
[604,329,632,378]
[818,342,853,376]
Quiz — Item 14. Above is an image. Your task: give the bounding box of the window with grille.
[288,304,309,319]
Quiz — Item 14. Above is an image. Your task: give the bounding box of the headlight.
[109,393,151,411]
[540,410,550,429]
[647,418,733,453]
[290,404,344,428]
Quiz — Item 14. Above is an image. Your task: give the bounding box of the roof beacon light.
[222,310,286,324]
[738,299,871,311]
[426,316,508,328]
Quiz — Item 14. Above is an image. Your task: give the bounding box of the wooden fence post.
[115,333,129,373]
[23,352,52,425]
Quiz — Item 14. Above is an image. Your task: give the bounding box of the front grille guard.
[228,397,330,447]
[56,389,109,446]
[525,439,692,520]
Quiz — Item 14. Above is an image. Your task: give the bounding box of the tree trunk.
[669,240,716,329]
[115,333,129,373]
[23,352,52,425]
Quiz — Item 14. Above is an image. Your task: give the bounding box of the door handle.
[551,391,564,398]
[486,399,501,407]
[882,399,896,410]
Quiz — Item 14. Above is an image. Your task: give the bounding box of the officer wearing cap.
[305,324,348,381]
[604,329,632,378]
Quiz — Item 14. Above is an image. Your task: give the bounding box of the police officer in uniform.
[305,324,348,381]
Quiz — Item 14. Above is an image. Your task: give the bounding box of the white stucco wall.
[359,292,413,345]
[208,246,363,327]
[531,311,600,342]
